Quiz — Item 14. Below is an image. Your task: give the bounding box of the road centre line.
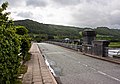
[63,54,120,82]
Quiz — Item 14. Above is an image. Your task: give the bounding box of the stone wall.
[46,30,110,57]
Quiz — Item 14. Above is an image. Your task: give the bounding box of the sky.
[0,0,120,29]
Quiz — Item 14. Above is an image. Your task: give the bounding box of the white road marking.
[45,59,56,77]
[98,71,107,75]
[79,62,120,82]
[98,71,120,82]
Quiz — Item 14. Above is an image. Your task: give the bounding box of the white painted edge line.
[45,58,57,77]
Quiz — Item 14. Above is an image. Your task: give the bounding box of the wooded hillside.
[14,19,120,41]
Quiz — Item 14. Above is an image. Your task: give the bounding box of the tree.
[0,2,21,84]
[15,26,31,62]
[79,31,82,38]
[15,26,28,35]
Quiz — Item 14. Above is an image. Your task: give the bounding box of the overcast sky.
[0,0,120,29]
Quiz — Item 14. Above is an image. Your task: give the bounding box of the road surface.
[38,43,120,84]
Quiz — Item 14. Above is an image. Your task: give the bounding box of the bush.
[23,52,31,63]
[0,2,21,84]
[0,2,31,84]
[19,65,28,74]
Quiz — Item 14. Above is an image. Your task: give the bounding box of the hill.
[95,27,120,41]
[14,19,82,38]
[14,19,120,41]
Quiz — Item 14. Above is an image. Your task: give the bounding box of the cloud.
[6,0,26,8]
[26,0,48,7]
[69,0,120,28]
[17,11,33,18]
[52,0,81,6]
[110,10,120,25]
[1,0,120,28]
[0,0,4,4]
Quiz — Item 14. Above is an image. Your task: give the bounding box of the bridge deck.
[38,43,120,84]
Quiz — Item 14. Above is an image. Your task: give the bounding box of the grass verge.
[109,42,120,48]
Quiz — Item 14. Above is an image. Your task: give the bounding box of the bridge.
[37,42,120,84]
[23,29,120,84]
[23,42,120,84]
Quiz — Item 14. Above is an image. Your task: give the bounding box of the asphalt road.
[38,43,120,84]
